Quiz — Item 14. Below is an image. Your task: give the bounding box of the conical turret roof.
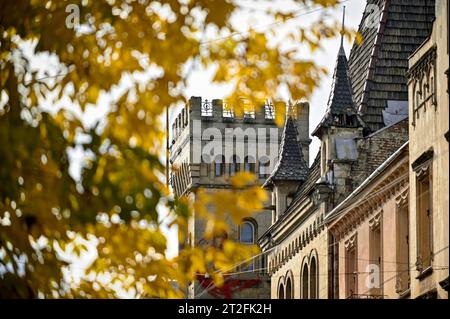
[263,115,309,188]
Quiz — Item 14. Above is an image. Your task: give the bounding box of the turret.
[263,111,309,223]
[311,7,366,201]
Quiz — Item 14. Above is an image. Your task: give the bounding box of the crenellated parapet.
[169,96,311,197]
[170,96,309,159]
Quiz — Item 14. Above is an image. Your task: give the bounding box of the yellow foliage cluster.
[0,0,354,298]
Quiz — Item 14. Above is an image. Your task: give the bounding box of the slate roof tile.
[263,116,309,187]
[349,0,435,132]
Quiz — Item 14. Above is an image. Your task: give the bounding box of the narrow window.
[310,257,318,299]
[244,156,255,172]
[369,219,382,296]
[239,221,255,244]
[416,170,432,270]
[346,245,357,298]
[259,156,270,178]
[302,264,309,299]
[230,155,240,176]
[215,156,225,177]
[286,277,292,299]
[240,220,256,271]
[396,203,410,294]
[278,283,285,299]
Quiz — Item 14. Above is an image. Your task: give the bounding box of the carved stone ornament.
[395,187,409,207]
[369,211,382,231]
[344,233,357,251]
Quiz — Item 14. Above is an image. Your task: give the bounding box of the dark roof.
[326,47,356,115]
[348,0,435,132]
[312,45,362,137]
[263,116,308,188]
[258,150,321,242]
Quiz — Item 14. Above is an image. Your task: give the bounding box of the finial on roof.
[339,6,346,55]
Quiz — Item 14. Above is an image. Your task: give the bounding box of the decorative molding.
[411,148,434,174]
[408,45,437,127]
[369,211,382,230]
[344,233,357,251]
[395,186,409,207]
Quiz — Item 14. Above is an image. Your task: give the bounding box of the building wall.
[170,97,310,299]
[267,201,329,299]
[331,151,410,299]
[408,0,449,299]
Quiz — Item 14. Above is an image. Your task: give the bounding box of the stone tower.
[169,96,310,298]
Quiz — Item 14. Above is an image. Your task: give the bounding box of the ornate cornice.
[408,45,437,81]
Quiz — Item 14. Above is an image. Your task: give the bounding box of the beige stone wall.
[336,197,407,299]
[408,0,449,299]
[268,204,329,299]
[331,152,410,299]
[170,98,309,298]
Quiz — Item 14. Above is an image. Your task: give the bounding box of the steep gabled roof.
[326,47,356,116]
[348,0,435,132]
[312,45,363,137]
[263,115,308,188]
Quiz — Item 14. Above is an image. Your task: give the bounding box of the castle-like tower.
[169,96,310,298]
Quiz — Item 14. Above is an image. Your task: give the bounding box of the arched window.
[229,155,240,176]
[310,257,318,299]
[240,220,255,244]
[215,155,225,177]
[286,277,292,299]
[244,156,255,172]
[278,283,285,299]
[302,264,309,299]
[259,156,270,178]
[240,220,256,270]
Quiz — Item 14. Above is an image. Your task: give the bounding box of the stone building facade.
[258,0,438,299]
[407,0,449,299]
[326,142,410,299]
[169,96,310,298]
